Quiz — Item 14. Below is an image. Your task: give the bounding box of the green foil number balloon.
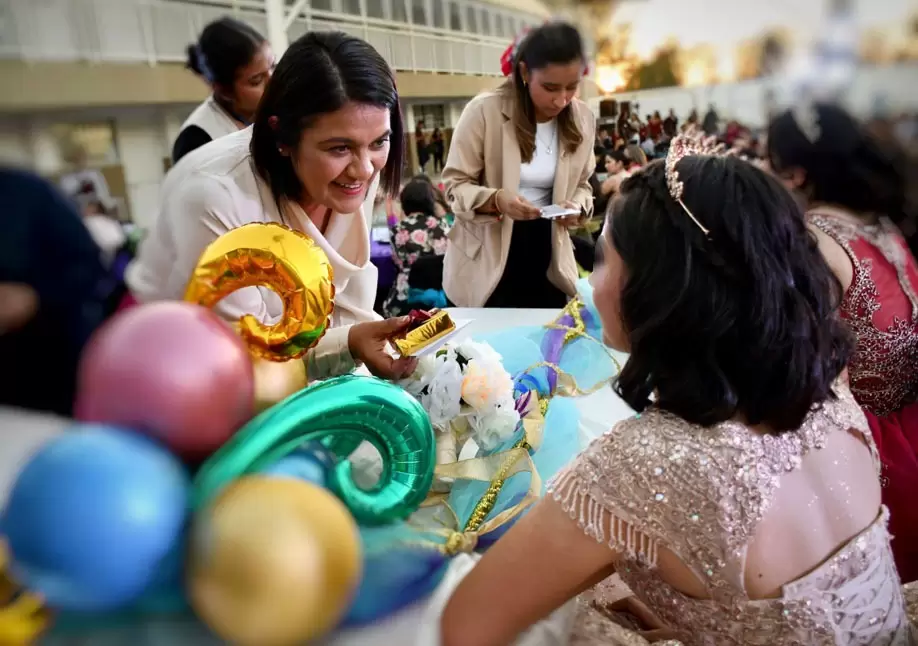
[192,375,435,525]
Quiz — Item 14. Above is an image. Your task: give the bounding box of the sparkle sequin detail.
[548,386,916,644]
[810,214,918,416]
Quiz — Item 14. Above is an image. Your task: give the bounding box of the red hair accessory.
[500,27,530,77]
[268,115,279,130]
[499,23,591,78]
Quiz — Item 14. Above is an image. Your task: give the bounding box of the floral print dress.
[382,211,450,317]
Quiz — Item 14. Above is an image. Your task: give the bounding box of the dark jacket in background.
[0,168,111,415]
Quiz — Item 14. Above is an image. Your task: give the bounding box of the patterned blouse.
[382,211,450,317]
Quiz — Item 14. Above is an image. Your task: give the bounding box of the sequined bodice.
[549,387,916,644]
[810,213,918,416]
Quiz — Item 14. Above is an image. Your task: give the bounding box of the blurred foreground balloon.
[259,442,335,487]
[188,477,361,646]
[192,375,436,525]
[252,357,307,412]
[74,302,255,460]
[184,223,335,361]
[2,425,189,612]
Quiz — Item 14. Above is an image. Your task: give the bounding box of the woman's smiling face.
[290,101,391,213]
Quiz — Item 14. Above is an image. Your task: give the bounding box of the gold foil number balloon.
[184,223,335,362]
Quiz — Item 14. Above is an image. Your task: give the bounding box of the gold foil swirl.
[184,223,335,362]
[392,310,457,356]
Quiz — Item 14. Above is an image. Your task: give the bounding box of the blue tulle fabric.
[44,279,618,634]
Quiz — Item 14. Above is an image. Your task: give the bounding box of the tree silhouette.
[627,45,679,90]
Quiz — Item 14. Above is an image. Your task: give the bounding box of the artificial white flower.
[398,353,438,397]
[457,339,504,365]
[422,358,463,427]
[470,402,520,450]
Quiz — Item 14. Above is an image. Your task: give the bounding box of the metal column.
[264,0,290,55]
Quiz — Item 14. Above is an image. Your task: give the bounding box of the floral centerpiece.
[399,340,521,471]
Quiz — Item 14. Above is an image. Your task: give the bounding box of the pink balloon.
[75,302,254,460]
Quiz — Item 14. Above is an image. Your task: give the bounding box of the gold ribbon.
[410,298,623,555]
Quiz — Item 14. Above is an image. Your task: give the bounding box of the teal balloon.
[192,375,435,525]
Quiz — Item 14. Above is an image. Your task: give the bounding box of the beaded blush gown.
[549,384,917,645]
[810,208,918,583]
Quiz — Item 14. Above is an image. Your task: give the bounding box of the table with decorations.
[0,223,633,646]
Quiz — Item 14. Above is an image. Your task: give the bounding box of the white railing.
[0,0,519,75]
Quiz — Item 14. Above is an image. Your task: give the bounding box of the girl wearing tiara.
[436,133,916,644]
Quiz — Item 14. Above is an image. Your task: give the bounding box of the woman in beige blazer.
[442,21,595,308]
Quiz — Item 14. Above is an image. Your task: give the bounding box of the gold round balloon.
[188,477,362,646]
[184,223,336,362]
[252,358,308,412]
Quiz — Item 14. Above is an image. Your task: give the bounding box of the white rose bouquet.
[398,339,521,468]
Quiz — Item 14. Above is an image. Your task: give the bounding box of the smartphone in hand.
[540,205,581,219]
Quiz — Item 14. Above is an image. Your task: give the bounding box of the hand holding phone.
[540,204,581,220]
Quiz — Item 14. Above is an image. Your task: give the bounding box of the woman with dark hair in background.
[383,176,450,316]
[172,17,274,163]
[769,103,918,582]
[437,140,915,645]
[129,31,415,381]
[443,21,595,308]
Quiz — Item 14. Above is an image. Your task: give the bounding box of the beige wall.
[0,61,502,113]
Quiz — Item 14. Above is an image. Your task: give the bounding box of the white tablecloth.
[0,308,633,646]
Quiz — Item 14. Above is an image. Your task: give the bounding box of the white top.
[179,95,241,142]
[83,215,126,266]
[518,119,558,208]
[127,128,381,330]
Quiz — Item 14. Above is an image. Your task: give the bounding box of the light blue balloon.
[2,425,190,612]
[258,442,334,487]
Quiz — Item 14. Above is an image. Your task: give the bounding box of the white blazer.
[127,128,381,379]
[179,95,241,142]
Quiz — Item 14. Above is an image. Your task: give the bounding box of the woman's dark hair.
[400,178,437,216]
[186,17,265,88]
[607,156,852,432]
[411,173,449,211]
[768,103,914,255]
[505,21,585,162]
[250,31,404,202]
[607,149,628,165]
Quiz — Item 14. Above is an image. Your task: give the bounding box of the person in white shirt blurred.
[128,31,415,381]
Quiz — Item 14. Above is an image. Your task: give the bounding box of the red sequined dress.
[810,209,918,583]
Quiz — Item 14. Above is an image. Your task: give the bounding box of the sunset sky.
[595,0,915,91]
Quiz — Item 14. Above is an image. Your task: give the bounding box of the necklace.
[536,121,557,155]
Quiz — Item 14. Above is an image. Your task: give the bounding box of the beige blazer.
[442,90,596,307]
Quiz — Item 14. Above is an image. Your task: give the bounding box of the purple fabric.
[371,241,397,292]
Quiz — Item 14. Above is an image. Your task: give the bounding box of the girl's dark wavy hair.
[608,156,853,432]
[251,31,404,203]
[768,103,915,257]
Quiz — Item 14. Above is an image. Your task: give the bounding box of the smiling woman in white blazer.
[128,31,416,381]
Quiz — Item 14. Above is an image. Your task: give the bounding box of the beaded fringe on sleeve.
[548,467,659,568]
